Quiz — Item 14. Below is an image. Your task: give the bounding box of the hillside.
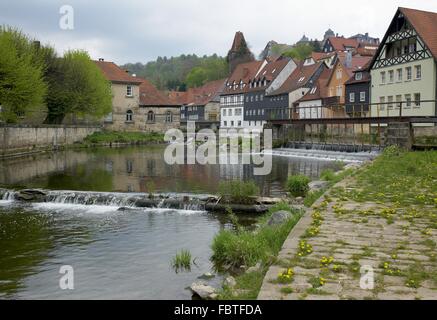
[122,54,229,91]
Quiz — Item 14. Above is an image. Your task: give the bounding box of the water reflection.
[0,146,337,197]
[0,145,341,299]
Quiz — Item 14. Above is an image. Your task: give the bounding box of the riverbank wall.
[0,125,102,158]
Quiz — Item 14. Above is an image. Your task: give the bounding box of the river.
[0,145,368,299]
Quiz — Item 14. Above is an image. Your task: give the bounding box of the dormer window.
[355,72,363,81]
[310,87,317,94]
[272,68,276,74]
[298,77,305,82]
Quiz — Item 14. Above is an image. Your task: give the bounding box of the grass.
[286,175,311,197]
[171,249,192,273]
[218,180,260,205]
[83,131,164,145]
[213,204,303,299]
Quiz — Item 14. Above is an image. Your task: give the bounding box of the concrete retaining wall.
[0,125,101,157]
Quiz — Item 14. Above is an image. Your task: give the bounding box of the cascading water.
[266,147,379,163]
[0,188,212,212]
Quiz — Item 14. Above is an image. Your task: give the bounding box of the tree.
[282,44,314,61]
[0,27,47,123]
[185,67,208,88]
[44,50,112,124]
[311,40,322,53]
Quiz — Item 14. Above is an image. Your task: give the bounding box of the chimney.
[345,51,352,68]
[98,58,104,61]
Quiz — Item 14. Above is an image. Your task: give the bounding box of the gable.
[370,8,435,70]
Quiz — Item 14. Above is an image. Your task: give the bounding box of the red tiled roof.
[399,7,437,59]
[94,60,143,84]
[345,70,371,85]
[252,56,290,82]
[268,61,324,96]
[167,79,227,106]
[326,37,359,51]
[188,79,227,106]
[138,78,176,106]
[298,68,332,102]
[222,60,265,94]
[311,51,336,61]
[337,53,373,77]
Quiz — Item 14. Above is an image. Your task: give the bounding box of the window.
[126,110,133,122]
[415,65,422,79]
[260,95,264,101]
[231,121,234,127]
[405,94,412,108]
[222,109,226,116]
[255,95,258,102]
[414,93,421,107]
[349,92,355,103]
[387,96,393,109]
[126,86,133,97]
[310,87,317,94]
[388,70,394,83]
[396,95,402,109]
[238,121,241,127]
[229,109,233,116]
[235,108,242,116]
[381,72,386,84]
[336,69,342,80]
[147,110,155,122]
[224,121,227,126]
[355,72,363,81]
[379,97,385,111]
[397,69,403,82]
[360,92,366,102]
[409,43,416,53]
[336,85,342,97]
[406,67,412,81]
[246,96,249,102]
[298,77,305,82]
[165,111,173,122]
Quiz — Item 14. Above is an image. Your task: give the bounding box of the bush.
[211,209,302,269]
[218,180,259,204]
[84,131,164,144]
[320,169,336,182]
[286,175,311,197]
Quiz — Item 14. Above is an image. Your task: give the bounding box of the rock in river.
[309,181,329,193]
[190,282,217,300]
[267,210,292,226]
[15,189,47,202]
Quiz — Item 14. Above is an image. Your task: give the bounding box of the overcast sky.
[1,0,436,65]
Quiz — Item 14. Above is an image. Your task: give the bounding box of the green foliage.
[286,175,311,197]
[171,249,192,272]
[44,50,112,124]
[320,169,336,182]
[282,44,315,61]
[0,26,47,122]
[122,54,228,90]
[211,209,302,269]
[218,180,259,204]
[83,131,164,144]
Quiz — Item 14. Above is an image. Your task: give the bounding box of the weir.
[0,189,273,214]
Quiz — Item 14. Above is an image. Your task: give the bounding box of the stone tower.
[226,31,255,73]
